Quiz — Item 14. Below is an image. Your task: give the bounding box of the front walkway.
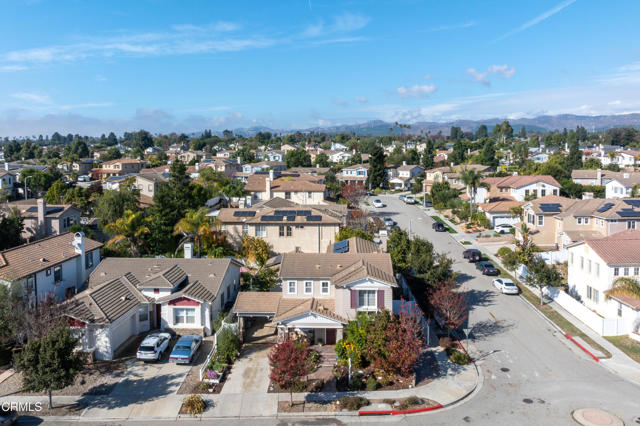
[222,343,271,394]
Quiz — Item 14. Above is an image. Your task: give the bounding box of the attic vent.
[337,264,342,268]
[120,295,128,301]
[40,258,47,263]
[100,272,107,276]
[209,273,216,278]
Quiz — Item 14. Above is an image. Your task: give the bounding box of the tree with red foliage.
[382,301,425,377]
[342,182,367,207]
[430,281,468,337]
[268,339,312,406]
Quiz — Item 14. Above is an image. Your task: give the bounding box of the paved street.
[366,194,640,426]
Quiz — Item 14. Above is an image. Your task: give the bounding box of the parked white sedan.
[493,278,519,295]
[372,199,385,208]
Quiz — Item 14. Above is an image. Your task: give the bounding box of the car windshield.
[139,345,155,352]
[175,345,191,351]
[504,281,516,287]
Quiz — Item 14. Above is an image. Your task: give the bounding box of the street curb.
[564,333,600,362]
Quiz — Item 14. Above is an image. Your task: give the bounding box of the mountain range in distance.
[224,113,640,137]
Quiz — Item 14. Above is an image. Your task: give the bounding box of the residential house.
[566,230,640,336]
[477,201,524,228]
[289,166,330,176]
[531,153,549,163]
[258,151,285,162]
[336,164,369,186]
[66,257,242,360]
[422,164,491,194]
[605,172,640,199]
[91,159,145,180]
[177,150,212,163]
[144,146,161,155]
[241,161,287,174]
[479,175,561,203]
[135,172,168,205]
[331,142,348,151]
[245,170,327,205]
[280,144,298,153]
[57,158,94,176]
[327,150,353,163]
[233,252,396,344]
[0,167,17,198]
[388,163,424,190]
[217,204,341,254]
[571,169,612,186]
[4,198,81,241]
[0,232,102,304]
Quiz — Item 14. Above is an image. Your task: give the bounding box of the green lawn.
[460,240,471,245]
[430,215,457,234]
[604,335,640,364]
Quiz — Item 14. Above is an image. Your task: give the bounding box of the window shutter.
[377,290,385,308]
[350,290,358,309]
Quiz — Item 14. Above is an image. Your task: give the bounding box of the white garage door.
[110,312,136,355]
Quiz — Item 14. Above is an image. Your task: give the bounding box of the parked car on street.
[404,195,416,204]
[77,175,90,182]
[463,248,482,262]
[493,278,519,294]
[136,332,172,362]
[0,408,17,425]
[424,200,433,207]
[169,334,202,364]
[399,194,406,202]
[372,199,385,208]
[432,222,447,232]
[476,261,499,276]
[383,217,395,227]
[494,223,514,234]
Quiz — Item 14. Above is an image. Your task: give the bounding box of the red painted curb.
[358,404,444,416]
[564,333,599,362]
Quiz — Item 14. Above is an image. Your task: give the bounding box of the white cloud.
[11,92,50,103]
[354,96,368,104]
[302,12,370,38]
[494,0,576,42]
[429,21,476,32]
[1,65,28,72]
[332,98,348,106]
[171,21,239,33]
[467,64,515,86]
[396,84,437,98]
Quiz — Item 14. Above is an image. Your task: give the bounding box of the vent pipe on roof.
[184,242,193,259]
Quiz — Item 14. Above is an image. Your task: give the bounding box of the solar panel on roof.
[261,215,283,221]
[233,211,256,217]
[306,215,322,221]
[296,210,312,216]
[539,203,562,213]
[617,210,640,217]
[333,240,349,253]
[623,199,640,208]
[596,203,615,213]
[47,207,64,214]
[274,210,296,216]
[286,215,295,221]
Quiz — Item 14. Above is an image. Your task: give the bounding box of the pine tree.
[368,145,387,189]
[421,139,435,169]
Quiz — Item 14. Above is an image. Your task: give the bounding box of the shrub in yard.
[307,349,320,369]
[405,396,421,406]
[215,327,241,364]
[198,381,210,392]
[292,380,307,392]
[269,339,313,406]
[366,375,378,390]
[339,396,369,411]
[308,379,323,392]
[349,372,365,391]
[497,247,513,258]
[447,349,471,365]
[182,394,206,415]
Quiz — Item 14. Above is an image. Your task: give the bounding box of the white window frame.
[242,224,249,235]
[614,267,619,276]
[321,281,329,295]
[358,289,377,309]
[255,225,266,237]
[595,263,600,277]
[53,265,63,282]
[288,280,297,294]
[537,215,543,226]
[304,281,313,294]
[174,307,196,325]
[138,306,149,322]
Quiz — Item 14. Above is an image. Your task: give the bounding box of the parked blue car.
[169,334,202,364]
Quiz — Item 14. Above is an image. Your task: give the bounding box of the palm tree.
[104,210,151,256]
[173,207,220,258]
[606,278,640,301]
[460,168,490,217]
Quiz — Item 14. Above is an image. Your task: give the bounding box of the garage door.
[110,312,136,357]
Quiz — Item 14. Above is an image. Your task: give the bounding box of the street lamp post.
[24,175,33,200]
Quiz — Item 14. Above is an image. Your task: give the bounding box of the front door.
[156,304,162,329]
[325,328,336,345]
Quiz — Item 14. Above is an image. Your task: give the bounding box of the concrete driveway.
[222,343,271,394]
[82,350,192,419]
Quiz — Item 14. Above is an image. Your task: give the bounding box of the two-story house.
[135,172,168,205]
[217,205,341,254]
[336,164,369,186]
[0,232,102,305]
[258,151,285,162]
[605,172,640,198]
[422,164,492,194]
[480,175,561,203]
[567,230,640,336]
[0,168,17,198]
[4,198,81,241]
[91,159,145,180]
[57,158,94,176]
[241,161,287,174]
[233,250,396,344]
[65,257,242,360]
[245,170,327,205]
[388,163,424,190]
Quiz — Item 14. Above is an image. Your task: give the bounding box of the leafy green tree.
[0,207,24,250]
[368,145,387,189]
[406,148,420,164]
[94,179,140,225]
[430,181,460,209]
[232,146,256,163]
[242,267,279,292]
[284,149,311,168]
[450,138,466,164]
[242,235,271,268]
[387,228,410,272]
[566,132,582,170]
[314,153,330,167]
[475,125,488,140]
[480,138,498,168]
[518,125,527,139]
[421,140,435,169]
[17,326,85,409]
[173,208,220,257]
[460,168,489,217]
[606,278,640,301]
[450,126,463,140]
[104,210,151,256]
[525,258,563,305]
[335,226,373,242]
[44,180,67,204]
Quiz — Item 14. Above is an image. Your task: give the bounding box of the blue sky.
[1,0,640,136]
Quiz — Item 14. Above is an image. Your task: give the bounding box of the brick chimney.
[37,198,46,238]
